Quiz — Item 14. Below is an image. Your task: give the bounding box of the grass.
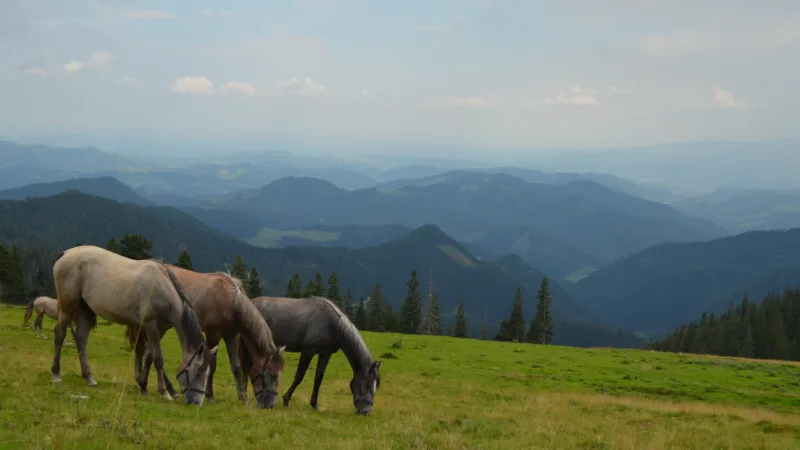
[1,304,800,449]
[246,228,341,248]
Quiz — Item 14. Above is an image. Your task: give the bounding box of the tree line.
[2,233,554,345]
[648,287,800,361]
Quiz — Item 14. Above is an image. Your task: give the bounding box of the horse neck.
[338,319,374,375]
[234,289,278,358]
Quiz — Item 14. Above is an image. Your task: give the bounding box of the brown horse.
[24,296,76,340]
[52,245,217,405]
[127,265,286,407]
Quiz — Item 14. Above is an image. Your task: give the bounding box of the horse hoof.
[163,393,173,401]
[207,397,216,404]
[53,376,62,384]
[87,378,98,387]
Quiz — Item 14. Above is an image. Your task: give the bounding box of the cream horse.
[23,296,76,342]
[52,245,218,405]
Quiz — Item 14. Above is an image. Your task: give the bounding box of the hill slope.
[219,173,727,278]
[575,228,800,336]
[0,176,153,206]
[0,191,641,347]
[674,188,800,233]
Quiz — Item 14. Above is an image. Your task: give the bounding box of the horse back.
[166,265,238,329]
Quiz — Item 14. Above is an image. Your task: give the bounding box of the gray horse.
[243,296,382,415]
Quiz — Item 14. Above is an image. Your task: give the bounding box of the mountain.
[0,140,144,172]
[218,173,728,279]
[536,139,800,191]
[0,176,152,206]
[0,191,642,348]
[674,188,800,233]
[575,228,800,337]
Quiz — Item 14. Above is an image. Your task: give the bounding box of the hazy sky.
[2,0,799,150]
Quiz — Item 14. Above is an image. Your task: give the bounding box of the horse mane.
[219,272,284,371]
[313,296,374,372]
[160,262,204,349]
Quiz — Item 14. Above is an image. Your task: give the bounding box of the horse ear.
[278,345,286,354]
[195,343,206,356]
[209,345,219,356]
[373,361,382,371]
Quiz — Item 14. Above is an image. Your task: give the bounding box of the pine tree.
[247,267,262,298]
[529,277,555,344]
[106,238,122,254]
[510,287,525,342]
[741,324,755,358]
[354,297,368,329]
[286,273,302,298]
[454,300,469,338]
[419,270,441,335]
[326,272,342,307]
[118,234,153,260]
[367,283,388,332]
[400,269,423,334]
[175,250,194,270]
[231,254,248,281]
[480,309,488,340]
[342,287,354,318]
[1,244,27,304]
[30,267,47,297]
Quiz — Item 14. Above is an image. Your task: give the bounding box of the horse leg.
[142,338,177,397]
[309,353,332,410]
[144,324,172,401]
[282,351,314,408]
[35,313,44,338]
[223,334,246,402]
[51,310,73,383]
[74,310,97,387]
[204,331,222,403]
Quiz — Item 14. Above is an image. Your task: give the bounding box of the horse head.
[176,343,218,405]
[350,360,381,415]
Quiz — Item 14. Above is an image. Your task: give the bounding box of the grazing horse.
[244,296,382,415]
[51,245,217,405]
[23,296,76,340]
[128,265,285,408]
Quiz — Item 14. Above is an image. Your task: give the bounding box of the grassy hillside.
[576,228,800,337]
[219,174,727,279]
[1,305,798,449]
[0,192,640,347]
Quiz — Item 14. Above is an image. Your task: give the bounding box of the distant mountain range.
[674,188,800,233]
[0,190,643,348]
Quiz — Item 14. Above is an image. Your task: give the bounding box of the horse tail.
[124,324,148,357]
[23,298,36,327]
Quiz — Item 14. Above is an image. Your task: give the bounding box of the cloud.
[63,60,84,72]
[87,51,114,69]
[712,85,742,109]
[122,76,138,85]
[170,76,214,95]
[420,18,469,35]
[274,77,326,94]
[360,88,370,96]
[220,81,256,96]
[119,9,179,20]
[425,97,498,109]
[23,67,47,77]
[541,86,601,107]
[604,86,633,97]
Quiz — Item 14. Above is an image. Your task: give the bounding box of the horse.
[51,245,217,405]
[23,296,76,340]
[127,265,286,408]
[244,296,382,415]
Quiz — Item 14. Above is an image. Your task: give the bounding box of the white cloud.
[420,18,469,35]
[87,51,114,69]
[542,86,601,107]
[712,85,742,109]
[604,86,633,97]
[63,60,84,72]
[119,9,178,20]
[425,97,498,109]
[122,76,138,85]
[23,67,46,77]
[221,81,256,96]
[274,77,326,94]
[170,76,214,95]
[360,88,370,96]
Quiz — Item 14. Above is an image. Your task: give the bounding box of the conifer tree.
[175,250,194,270]
[1,244,27,304]
[30,267,47,297]
[510,287,525,342]
[118,234,153,260]
[247,267,262,298]
[342,287,354,318]
[354,297,367,329]
[106,238,122,254]
[285,272,302,298]
[419,293,442,336]
[480,309,488,340]
[326,271,342,307]
[741,324,755,358]
[454,300,469,338]
[400,269,423,334]
[529,277,555,344]
[231,254,248,281]
[367,283,388,332]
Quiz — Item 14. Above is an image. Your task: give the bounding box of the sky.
[1,0,800,152]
